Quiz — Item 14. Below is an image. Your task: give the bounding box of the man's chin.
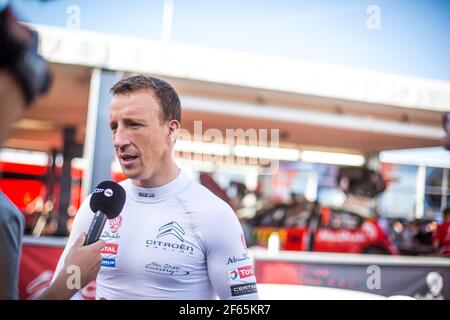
[121,167,140,180]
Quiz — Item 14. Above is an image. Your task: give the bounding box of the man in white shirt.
[53,74,259,300]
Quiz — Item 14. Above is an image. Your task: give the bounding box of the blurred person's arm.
[50,195,99,300]
[0,192,25,300]
[36,233,105,300]
[0,72,23,299]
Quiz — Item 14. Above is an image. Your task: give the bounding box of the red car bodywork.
[252,206,399,255]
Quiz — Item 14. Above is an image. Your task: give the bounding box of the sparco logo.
[157,221,185,242]
[138,192,155,198]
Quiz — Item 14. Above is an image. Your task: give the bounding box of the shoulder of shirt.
[176,178,234,217]
[0,192,24,225]
[119,179,128,187]
[118,179,131,195]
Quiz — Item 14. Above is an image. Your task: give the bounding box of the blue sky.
[10,0,450,80]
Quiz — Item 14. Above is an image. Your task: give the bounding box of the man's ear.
[168,119,180,143]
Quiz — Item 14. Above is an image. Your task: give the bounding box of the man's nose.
[113,126,131,149]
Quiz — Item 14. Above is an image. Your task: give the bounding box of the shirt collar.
[126,169,191,203]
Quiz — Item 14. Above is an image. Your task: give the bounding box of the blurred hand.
[63,233,106,288]
[37,233,105,300]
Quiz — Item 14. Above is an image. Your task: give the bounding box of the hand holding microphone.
[63,233,105,289]
[85,181,126,245]
[37,181,126,300]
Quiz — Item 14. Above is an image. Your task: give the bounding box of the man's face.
[109,90,172,185]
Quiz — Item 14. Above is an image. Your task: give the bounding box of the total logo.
[227,265,254,281]
[100,243,118,255]
[101,243,119,268]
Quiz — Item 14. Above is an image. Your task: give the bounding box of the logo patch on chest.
[157,221,185,242]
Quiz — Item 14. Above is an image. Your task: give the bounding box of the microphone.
[84,181,126,245]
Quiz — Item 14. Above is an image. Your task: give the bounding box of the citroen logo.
[157,221,185,242]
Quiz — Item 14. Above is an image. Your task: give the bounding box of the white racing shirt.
[53,170,259,300]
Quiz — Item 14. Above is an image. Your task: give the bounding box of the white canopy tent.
[5,23,447,156]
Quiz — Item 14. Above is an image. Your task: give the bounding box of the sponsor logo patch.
[226,253,250,265]
[100,243,118,255]
[108,215,122,233]
[101,231,120,240]
[157,221,185,242]
[145,240,194,255]
[101,258,116,268]
[227,265,254,281]
[144,262,190,276]
[228,270,239,281]
[230,283,258,296]
[138,192,155,198]
[145,221,194,255]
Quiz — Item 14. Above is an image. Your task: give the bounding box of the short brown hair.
[110,74,181,123]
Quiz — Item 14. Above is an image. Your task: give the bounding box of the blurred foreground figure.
[0,3,104,300]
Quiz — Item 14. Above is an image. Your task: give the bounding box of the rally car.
[246,201,399,255]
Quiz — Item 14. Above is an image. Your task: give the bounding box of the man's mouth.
[119,154,138,166]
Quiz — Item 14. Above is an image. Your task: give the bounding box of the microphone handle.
[84,210,108,245]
